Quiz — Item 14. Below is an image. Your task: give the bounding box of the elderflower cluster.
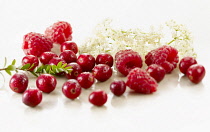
[80,19,196,59]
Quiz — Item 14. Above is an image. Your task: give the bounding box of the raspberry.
[115,49,143,76]
[22,32,53,57]
[145,45,179,73]
[126,68,157,94]
[45,21,73,44]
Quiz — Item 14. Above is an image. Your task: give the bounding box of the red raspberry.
[22,32,53,57]
[115,49,143,76]
[145,45,179,73]
[126,68,157,94]
[45,21,73,44]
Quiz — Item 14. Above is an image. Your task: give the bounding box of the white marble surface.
[0,0,210,132]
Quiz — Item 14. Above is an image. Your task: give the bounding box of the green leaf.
[5,69,11,75]
[35,65,44,73]
[28,63,35,70]
[20,63,31,70]
[7,65,16,71]
[58,68,64,72]
[61,63,67,68]
[51,65,57,72]
[3,57,7,67]
[11,59,16,65]
[64,66,72,70]
[57,61,63,68]
[46,65,51,73]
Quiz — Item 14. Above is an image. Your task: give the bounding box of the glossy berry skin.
[179,57,197,74]
[77,53,95,72]
[186,64,205,83]
[22,89,42,107]
[22,55,39,71]
[76,72,95,89]
[92,64,112,82]
[62,79,82,99]
[9,72,28,93]
[36,74,57,93]
[110,81,126,96]
[60,41,78,54]
[89,90,108,106]
[66,62,82,79]
[40,52,58,65]
[96,53,114,67]
[146,64,166,82]
[59,50,77,63]
[49,57,66,65]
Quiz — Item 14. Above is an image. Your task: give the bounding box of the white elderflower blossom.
[80,19,196,59]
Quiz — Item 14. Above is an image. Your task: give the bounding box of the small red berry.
[9,72,28,93]
[22,55,39,71]
[48,57,66,65]
[22,88,42,107]
[65,62,82,79]
[110,81,126,96]
[96,53,114,67]
[60,41,78,54]
[59,50,77,63]
[77,53,95,72]
[179,57,197,74]
[92,64,112,82]
[40,52,58,65]
[62,79,82,99]
[89,90,108,106]
[36,74,57,93]
[76,72,95,89]
[186,64,206,83]
[146,64,166,82]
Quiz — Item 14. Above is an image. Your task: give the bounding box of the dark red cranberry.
[60,41,78,54]
[92,64,112,82]
[186,64,205,83]
[22,55,39,71]
[22,88,42,107]
[110,81,126,96]
[76,72,95,89]
[77,53,95,72]
[89,90,108,106]
[36,74,57,93]
[48,57,66,65]
[146,64,166,82]
[40,52,58,65]
[96,53,114,67]
[9,72,28,93]
[65,62,82,79]
[179,57,197,74]
[62,79,82,99]
[59,50,77,63]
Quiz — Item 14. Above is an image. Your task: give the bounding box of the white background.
[0,0,210,132]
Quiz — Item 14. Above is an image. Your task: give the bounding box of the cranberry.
[186,64,206,83]
[77,53,95,72]
[89,90,108,106]
[48,57,66,65]
[146,64,166,82]
[65,62,82,79]
[96,53,114,67]
[59,50,77,63]
[22,55,39,71]
[62,79,82,99]
[179,57,197,74]
[60,41,78,54]
[22,88,42,107]
[40,52,58,65]
[76,72,95,89]
[92,64,112,82]
[36,74,57,93]
[110,81,126,96]
[9,72,28,93]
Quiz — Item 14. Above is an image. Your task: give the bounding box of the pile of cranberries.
[8,21,206,108]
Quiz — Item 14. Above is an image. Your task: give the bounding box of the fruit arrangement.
[0,21,206,108]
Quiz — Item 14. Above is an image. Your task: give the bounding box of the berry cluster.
[7,21,206,108]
